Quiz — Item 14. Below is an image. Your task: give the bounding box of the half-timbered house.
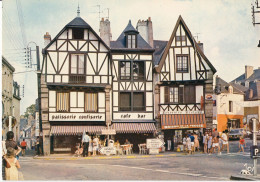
[40,10,112,154]
[109,21,157,151]
[154,16,217,146]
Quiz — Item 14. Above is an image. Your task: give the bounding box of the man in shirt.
[190,133,195,154]
[20,139,27,156]
[220,130,229,154]
[82,132,90,157]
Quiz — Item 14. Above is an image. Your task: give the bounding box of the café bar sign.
[49,113,105,121]
[113,113,153,120]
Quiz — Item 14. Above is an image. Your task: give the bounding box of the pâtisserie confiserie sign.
[49,113,105,121]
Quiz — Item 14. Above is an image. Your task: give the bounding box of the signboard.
[250,145,260,159]
[49,113,105,121]
[146,138,164,149]
[113,113,153,120]
[205,94,213,100]
[162,124,206,129]
[160,111,204,115]
[149,148,159,154]
[99,146,116,156]
[101,129,116,135]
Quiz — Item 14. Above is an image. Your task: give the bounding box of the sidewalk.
[230,174,260,181]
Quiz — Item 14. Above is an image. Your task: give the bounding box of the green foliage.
[24,104,36,118]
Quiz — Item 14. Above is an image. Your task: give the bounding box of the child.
[4,147,21,180]
[238,137,246,154]
[75,143,83,157]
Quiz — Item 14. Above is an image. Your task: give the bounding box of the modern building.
[153,16,216,144]
[213,76,247,132]
[2,56,21,141]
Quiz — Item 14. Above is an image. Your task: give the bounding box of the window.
[70,54,85,83]
[164,85,195,104]
[72,28,84,39]
[119,92,145,111]
[120,92,131,111]
[133,92,144,111]
[176,55,188,73]
[85,93,98,112]
[56,92,69,112]
[70,54,85,74]
[120,61,131,80]
[133,61,144,80]
[229,101,233,112]
[127,34,136,48]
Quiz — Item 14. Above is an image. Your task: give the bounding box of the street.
[18,139,260,181]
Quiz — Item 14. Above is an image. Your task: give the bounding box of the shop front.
[111,123,157,152]
[50,125,107,154]
[161,114,206,150]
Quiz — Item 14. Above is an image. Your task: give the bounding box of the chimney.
[198,41,204,53]
[245,65,254,79]
[136,17,154,47]
[99,18,112,47]
[249,89,253,99]
[44,32,51,47]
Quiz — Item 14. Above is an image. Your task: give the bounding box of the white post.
[253,118,257,176]
[8,116,12,131]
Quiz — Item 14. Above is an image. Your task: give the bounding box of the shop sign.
[205,94,213,100]
[146,138,164,149]
[113,113,153,120]
[99,146,116,156]
[149,148,159,154]
[101,129,116,135]
[160,111,204,115]
[162,124,206,129]
[49,113,105,121]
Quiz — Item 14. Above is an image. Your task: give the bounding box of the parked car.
[228,128,244,140]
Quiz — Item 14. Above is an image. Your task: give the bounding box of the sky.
[1,0,260,114]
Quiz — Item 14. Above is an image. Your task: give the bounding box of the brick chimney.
[249,89,253,99]
[136,17,154,47]
[198,41,204,53]
[99,18,112,47]
[245,65,254,79]
[44,32,51,47]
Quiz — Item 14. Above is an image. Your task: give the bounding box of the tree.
[24,104,36,118]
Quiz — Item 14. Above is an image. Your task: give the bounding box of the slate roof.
[245,81,260,101]
[232,69,260,83]
[153,40,168,65]
[110,20,154,51]
[65,17,91,28]
[215,76,246,94]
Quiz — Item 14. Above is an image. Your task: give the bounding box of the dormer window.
[72,28,84,39]
[127,34,137,48]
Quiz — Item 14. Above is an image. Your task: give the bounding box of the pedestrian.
[124,139,130,145]
[190,133,195,154]
[212,136,220,154]
[238,136,246,154]
[212,128,219,138]
[4,147,21,180]
[183,135,187,152]
[36,137,40,156]
[220,130,229,154]
[186,135,192,155]
[88,136,93,156]
[20,139,27,156]
[194,133,200,152]
[82,132,90,157]
[92,136,99,156]
[203,132,208,154]
[167,137,171,151]
[31,138,35,150]
[207,132,213,154]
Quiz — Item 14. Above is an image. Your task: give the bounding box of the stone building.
[2,56,21,140]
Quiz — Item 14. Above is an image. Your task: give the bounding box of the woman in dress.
[207,132,213,154]
[203,132,208,154]
[4,147,21,180]
[88,136,93,157]
[194,133,200,152]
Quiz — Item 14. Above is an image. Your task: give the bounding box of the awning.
[111,123,156,134]
[161,114,206,129]
[50,125,107,136]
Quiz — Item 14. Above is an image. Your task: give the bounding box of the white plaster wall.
[216,93,244,115]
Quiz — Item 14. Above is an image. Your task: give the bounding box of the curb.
[230,175,259,181]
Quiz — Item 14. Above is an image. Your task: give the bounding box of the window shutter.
[164,87,169,103]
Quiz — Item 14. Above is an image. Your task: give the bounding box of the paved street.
[17,139,260,181]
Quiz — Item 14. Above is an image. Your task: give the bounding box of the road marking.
[83,157,92,159]
[127,156,136,158]
[111,156,120,159]
[141,155,151,158]
[70,158,78,160]
[155,155,164,157]
[98,157,107,159]
[169,154,176,156]
[155,169,170,173]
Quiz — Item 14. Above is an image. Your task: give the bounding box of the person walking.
[36,137,40,156]
[4,147,21,180]
[183,135,187,152]
[207,132,213,154]
[212,136,220,154]
[238,136,246,154]
[92,136,99,156]
[203,132,208,154]
[186,135,192,155]
[82,132,90,157]
[194,133,200,152]
[20,139,27,156]
[190,133,195,154]
[221,130,229,154]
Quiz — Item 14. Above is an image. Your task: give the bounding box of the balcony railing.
[69,75,86,84]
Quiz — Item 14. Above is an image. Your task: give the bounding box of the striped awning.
[161,114,206,130]
[111,123,156,134]
[50,125,107,136]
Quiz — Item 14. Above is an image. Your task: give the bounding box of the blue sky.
[1,0,260,114]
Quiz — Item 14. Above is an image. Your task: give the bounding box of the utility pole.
[253,118,258,176]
